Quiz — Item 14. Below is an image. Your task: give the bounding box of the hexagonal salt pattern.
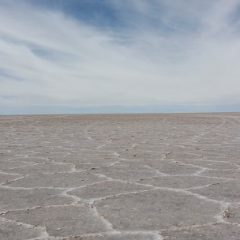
[1,113,240,239]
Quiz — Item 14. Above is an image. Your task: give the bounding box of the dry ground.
[0,113,240,240]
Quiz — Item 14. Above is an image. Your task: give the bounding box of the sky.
[0,0,240,114]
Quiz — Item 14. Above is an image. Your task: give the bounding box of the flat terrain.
[0,113,240,240]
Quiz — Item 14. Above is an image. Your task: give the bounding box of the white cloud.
[0,0,240,113]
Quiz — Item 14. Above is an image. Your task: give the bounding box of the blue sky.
[0,0,240,114]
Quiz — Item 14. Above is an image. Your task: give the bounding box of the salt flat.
[0,113,240,240]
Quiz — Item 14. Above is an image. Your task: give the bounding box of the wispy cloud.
[0,0,240,113]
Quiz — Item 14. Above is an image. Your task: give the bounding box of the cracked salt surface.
[1,113,240,239]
